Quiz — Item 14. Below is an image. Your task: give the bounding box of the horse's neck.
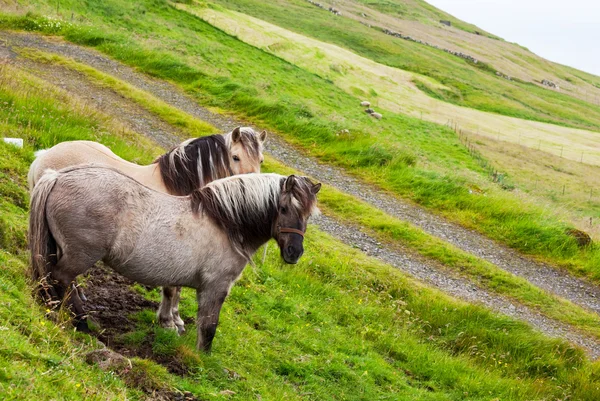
[233,209,274,257]
[126,164,169,193]
[77,142,167,191]
[243,231,273,256]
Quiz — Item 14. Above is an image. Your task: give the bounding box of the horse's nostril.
[287,245,294,255]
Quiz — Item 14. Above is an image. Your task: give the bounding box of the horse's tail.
[29,168,60,294]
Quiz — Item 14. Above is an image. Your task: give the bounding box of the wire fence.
[447,119,600,165]
[447,120,599,207]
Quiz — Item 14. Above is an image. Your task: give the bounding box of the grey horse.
[29,166,320,352]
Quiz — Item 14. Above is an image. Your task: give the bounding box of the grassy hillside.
[210,0,600,132]
[325,0,600,103]
[182,5,600,167]
[3,1,600,281]
[4,63,600,400]
[351,0,496,35]
[18,47,600,339]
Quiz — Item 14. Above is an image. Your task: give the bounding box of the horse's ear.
[231,127,241,143]
[259,130,267,142]
[311,183,322,194]
[285,175,296,192]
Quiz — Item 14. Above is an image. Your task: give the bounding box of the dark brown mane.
[155,135,233,196]
[189,174,318,260]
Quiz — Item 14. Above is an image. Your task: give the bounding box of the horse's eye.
[280,206,287,214]
[260,159,264,164]
[233,155,240,162]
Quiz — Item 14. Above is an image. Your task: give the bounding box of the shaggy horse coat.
[28,127,267,333]
[29,166,320,351]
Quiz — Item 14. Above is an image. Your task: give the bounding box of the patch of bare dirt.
[84,265,156,342]
[85,345,202,401]
[83,265,192,376]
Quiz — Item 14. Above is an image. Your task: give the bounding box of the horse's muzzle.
[282,245,304,264]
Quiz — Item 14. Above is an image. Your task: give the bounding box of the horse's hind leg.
[52,253,97,331]
[50,269,89,331]
[157,286,176,331]
[69,283,89,332]
[171,287,185,334]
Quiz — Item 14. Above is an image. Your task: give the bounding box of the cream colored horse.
[29,166,320,351]
[28,127,267,191]
[28,127,267,333]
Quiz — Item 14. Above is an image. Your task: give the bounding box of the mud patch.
[82,265,192,376]
[146,390,200,401]
[83,264,158,344]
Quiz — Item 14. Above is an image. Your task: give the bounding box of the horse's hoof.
[75,319,91,333]
[159,320,178,332]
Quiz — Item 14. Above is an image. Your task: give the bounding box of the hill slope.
[3,1,600,399]
[217,0,600,107]
[181,4,600,167]
[3,43,600,401]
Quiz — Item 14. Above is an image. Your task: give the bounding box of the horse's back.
[28,141,122,190]
[45,166,154,262]
[44,165,211,287]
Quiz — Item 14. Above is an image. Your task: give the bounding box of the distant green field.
[210,0,600,132]
[3,64,600,399]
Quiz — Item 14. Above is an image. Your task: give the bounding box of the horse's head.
[274,175,321,264]
[229,127,267,175]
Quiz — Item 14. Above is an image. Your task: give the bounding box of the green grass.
[0,251,141,400]
[0,63,161,162]
[263,158,600,339]
[208,0,600,132]
[352,0,500,37]
[124,233,600,400]
[18,47,217,139]
[20,48,600,341]
[4,52,600,400]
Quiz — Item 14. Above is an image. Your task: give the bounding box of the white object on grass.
[2,138,23,148]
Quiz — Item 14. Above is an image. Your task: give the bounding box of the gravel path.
[313,214,600,359]
[12,57,181,149]
[4,31,600,357]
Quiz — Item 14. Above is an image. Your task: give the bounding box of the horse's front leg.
[171,287,185,334]
[196,286,229,352]
[157,286,176,331]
